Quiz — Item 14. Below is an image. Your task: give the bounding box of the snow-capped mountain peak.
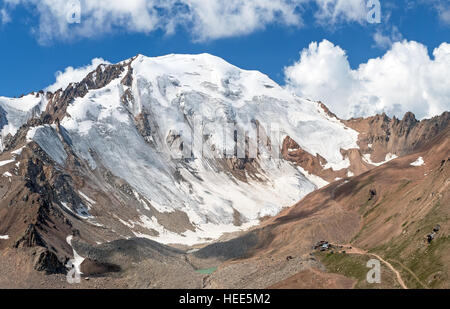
[0,53,360,245]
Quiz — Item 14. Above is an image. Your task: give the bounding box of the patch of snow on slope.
[410,156,425,166]
[0,159,14,166]
[363,153,398,166]
[0,235,9,240]
[11,146,25,156]
[78,191,96,205]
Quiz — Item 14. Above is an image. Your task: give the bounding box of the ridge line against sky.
[0,0,449,119]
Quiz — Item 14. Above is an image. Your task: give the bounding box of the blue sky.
[0,0,449,118]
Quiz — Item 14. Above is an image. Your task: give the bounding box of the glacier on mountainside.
[0,93,48,151]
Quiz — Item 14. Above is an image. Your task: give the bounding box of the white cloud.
[185,0,303,41]
[0,8,11,24]
[2,0,373,43]
[373,25,402,49]
[46,57,110,92]
[437,4,450,24]
[285,39,450,120]
[4,0,166,44]
[313,0,367,25]
[422,0,450,25]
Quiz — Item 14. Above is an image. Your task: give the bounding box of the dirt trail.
[389,259,428,289]
[338,244,408,289]
[370,253,408,289]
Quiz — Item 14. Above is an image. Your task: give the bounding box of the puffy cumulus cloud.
[46,57,110,92]
[284,39,450,120]
[2,0,372,43]
[284,40,356,117]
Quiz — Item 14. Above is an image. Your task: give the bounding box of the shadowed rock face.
[32,247,66,274]
[14,224,46,249]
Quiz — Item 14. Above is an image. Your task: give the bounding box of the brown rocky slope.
[199,123,449,289]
